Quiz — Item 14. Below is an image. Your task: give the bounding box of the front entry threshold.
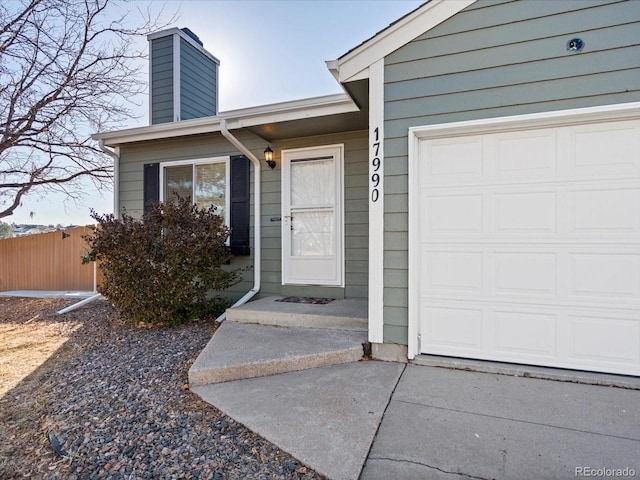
[225,296,367,331]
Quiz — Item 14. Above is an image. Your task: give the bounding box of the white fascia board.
[345,68,370,82]
[333,0,475,83]
[92,117,221,145]
[92,93,359,146]
[325,60,340,82]
[147,27,181,41]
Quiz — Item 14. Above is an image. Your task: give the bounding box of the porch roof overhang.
[92,93,367,147]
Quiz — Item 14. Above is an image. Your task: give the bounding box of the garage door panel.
[493,310,558,358]
[568,314,640,365]
[421,246,640,307]
[413,112,640,376]
[571,122,640,175]
[423,250,483,294]
[423,193,483,235]
[494,191,557,234]
[569,187,640,234]
[422,304,483,353]
[419,136,483,185]
[569,253,640,301]
[494,130,558,178]
[422,304,640,374]
[494,252,557,296]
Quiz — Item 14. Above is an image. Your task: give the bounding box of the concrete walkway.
[193,361,640,480]
[193,361,403,480]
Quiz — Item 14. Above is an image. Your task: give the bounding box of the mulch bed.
[0,296,324,479]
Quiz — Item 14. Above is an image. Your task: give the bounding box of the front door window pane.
[291,157,335,206]
[291,210,334,256]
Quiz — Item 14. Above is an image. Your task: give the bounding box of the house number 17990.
[371,127,381,203]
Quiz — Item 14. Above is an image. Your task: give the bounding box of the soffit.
[246,109,368,141]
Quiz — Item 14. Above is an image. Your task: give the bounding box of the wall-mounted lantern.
[264,146,276,169]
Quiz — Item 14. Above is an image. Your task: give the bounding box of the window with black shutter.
[142,156,251,256]
[230,155,251,256]
[143,162,160,213]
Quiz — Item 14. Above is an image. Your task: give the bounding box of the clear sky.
[7,0,424,226]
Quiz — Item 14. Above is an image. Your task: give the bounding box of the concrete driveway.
[362,364,640,480]
[195,359,640,480]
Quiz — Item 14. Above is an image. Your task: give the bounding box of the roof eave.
[92,93,359,146]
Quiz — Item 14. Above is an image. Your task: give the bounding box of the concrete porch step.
[225,296,368,331]
[189,321,367,387]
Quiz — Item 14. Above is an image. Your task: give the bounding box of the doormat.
[276,296,335,305]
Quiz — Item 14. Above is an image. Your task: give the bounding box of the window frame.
[159,156,231,226]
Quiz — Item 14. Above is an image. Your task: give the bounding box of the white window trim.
[159,156,231,227]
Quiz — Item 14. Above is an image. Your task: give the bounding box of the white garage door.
[409,105,640,376]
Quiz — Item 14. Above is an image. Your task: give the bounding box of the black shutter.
[143,162,160,213]
[230,155,251,256]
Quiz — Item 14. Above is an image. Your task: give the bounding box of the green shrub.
[84,197,244,325]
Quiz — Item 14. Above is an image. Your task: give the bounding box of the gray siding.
[382,0,640,344]
[180,38,217,119]
[150,36,174,124]
[118,130,368,303]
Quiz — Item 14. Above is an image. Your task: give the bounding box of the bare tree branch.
[0,0,175,219]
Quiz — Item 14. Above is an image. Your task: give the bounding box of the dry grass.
[0,304,81,398]
[0,297,112,477]
[0,297,323,480]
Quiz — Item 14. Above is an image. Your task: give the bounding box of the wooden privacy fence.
[0,226,100,292]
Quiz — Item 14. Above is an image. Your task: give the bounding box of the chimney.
[147,28,220,125]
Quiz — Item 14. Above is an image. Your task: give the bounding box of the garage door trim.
[408,101,640,362]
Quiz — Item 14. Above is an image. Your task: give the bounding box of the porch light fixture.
[264,146,276,169]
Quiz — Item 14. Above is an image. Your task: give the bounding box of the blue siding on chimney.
[150,36,174,124]
[180,38,217,119]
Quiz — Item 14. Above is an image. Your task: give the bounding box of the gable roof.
[326,0,475,83]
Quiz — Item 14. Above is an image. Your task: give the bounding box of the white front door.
[282,144,344,286]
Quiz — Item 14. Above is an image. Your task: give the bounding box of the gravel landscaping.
[0,297,324,479]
